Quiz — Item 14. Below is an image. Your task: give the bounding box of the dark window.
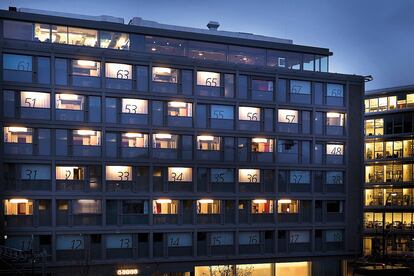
[37,57,50,84]
[136,66,148,92]
[55,58,67,85]
[277,79,287,103]
[224,74,234,98]
[152,101,164,126]
[123,201,147,214]
[327,201,343,213]
[238,75,248,99]
[3,20,34,40]
[38,129,50,155]
[196,104,207,128]
[3,90,15,118]
[181,70,193,95]
[55,130,67,156]
[105,98,117,123]
[105,133,117,158]
[88,96,101,122]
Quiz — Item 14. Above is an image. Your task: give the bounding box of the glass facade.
[0,10,362,276]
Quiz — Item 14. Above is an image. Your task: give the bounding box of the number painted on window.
[205,77,218,87]
[331,175,342,184]
[247,173,258,183]
[330,147,342,155]
[249,234,259,245]
[292,174,302,184]
[169,237,180,247]
[71,239,82,250]
[120,238,131,248]
[290,234,299,243]
[291,85,302,94]
[285,114,296,123]
[212,236,222,246]
[247,112,258,121]
[171,172,183,182]
[17,61,30,71]
[213,110,224,119]
[214,173,225,183]
[25,169,37,180]
[117,171,130,181]
[21,240,32,251]
[125,104,138,113]
[24,97,36,108]
[65,170,71,180]
[116,69,130,79]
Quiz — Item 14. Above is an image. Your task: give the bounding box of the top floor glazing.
[1,17,329,73]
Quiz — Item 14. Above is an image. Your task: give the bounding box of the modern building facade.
[364,85,414,259]
[0,7,364,276]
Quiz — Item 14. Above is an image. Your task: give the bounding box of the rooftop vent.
[207,21,220,31]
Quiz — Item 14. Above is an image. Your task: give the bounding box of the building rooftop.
[366,84,414,96]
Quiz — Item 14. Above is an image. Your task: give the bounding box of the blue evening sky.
[2,0,413,91]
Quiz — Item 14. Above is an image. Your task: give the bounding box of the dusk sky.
[2,0,413,91]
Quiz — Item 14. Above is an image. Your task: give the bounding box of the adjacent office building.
[364,85,414,258]
[0,7,364,276]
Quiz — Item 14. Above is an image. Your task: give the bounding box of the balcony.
[153,214,178,225]
[4,143,33,155]
[197,150,221,161]
[152,148,177,160]
[251,152,274,163]
[120,113,148,125]
[239,121,260,131]
[72,145,101,157]
[211,244,235,256]
[72,75,100,88]
[251,214,274,224]
[106,78,132,90]
[326,125,344,136]
[21,107,50,120]
[56,249,85,261]
[3,69,32,83]
[4,215,33,227]
[20,180,51,191]
[106,248,133,259]
[121,214,149,225]
[73,214,101,226]
[210,119,234,130]
[197,214,220,224]
[211,182,234,193]
[277,152,298,164]
[168,246,192,257]
[121,147,148,159]
[168,181,192,192]
[56,109,84,121]
[56,180,84,191]
[288,242,311,253]
[167,116,192,127]
[277,123,299,133]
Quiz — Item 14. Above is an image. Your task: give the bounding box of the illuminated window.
[121,133,148,148]
[197,199,220,214]
[152,67,178,83]
[275,262,311,276]
[326,112,344,126]
[106,166,132,181]
[407,94,414,107]
[121,99,148,114]
[251,138,273,153]
[239,106,260,121]
[100,31,129,50]
[403,140,414,157]
[72,60,100,77]
[238,169,260,183]
[210,169,234,183]
[56,166,85,180]
[251,199,274,214]
[4,199,33,215]
[365,119,383,136]
[168,167,192,182]
[153,199,178,214]
[72,130,101,146]
[34,23,51,42]
[237,263,272,275]
[3,53,32,71]
[326,171,343,184]
[197,136,221,150]
[211,105,234,119]
[252,79,273,92]
[73,199,101,214]
[290,80,311,94]
[277,199,298,213]
[68,27,97,47]
[167,102,192,117]
[105,63,132,79]
[197,71,220,87]
[55,94,84,110]
[327,83,344,97]
[20,91,50,108]
[51,25,68,44]
[326,144,344,155]
[153,134,178,149]
[4,127,33,143]
[278,109,298,123]
[289,171,310,184]
[20,165,51,180]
